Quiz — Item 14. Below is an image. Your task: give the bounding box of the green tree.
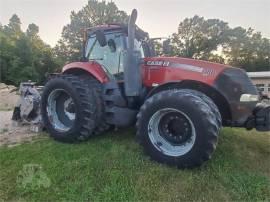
[55,0,128,63]
[0,15,59,85]
[171,15,269,71]
[7,34,36,84]
[25,23,59,84]
[4,14,23,40]
[223,27,270,71]
[0,25,14,82]
[171,15,230,60]
[26,23,39,38]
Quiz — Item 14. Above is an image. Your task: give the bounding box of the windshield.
[85,31,125,76]
[84,31,149,79]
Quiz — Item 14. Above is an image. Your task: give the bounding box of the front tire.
[136,90,221,168]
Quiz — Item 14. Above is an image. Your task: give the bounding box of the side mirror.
[162,39,172,55]
[95,30,107,47]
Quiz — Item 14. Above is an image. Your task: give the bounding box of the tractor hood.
[142,57,230,87]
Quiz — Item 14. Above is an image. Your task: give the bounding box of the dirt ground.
[0,83,42,147]
[0,83,19,110]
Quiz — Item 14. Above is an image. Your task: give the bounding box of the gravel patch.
[0,83,45,147]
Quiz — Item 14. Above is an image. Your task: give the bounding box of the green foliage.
[152,40,163,56]
[0,15,59,85]
[4,14,23,40]
[54,0,128,63]
[171,15,230,59]
[223,27,270,71]
[171,16,270,71]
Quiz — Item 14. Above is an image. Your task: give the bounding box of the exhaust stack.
[128,9,137,52]
[124,9,142,97]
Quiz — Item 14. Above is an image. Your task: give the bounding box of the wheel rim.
[148,108,196,157]
[47,89,76,132]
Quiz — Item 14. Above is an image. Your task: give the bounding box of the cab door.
[85,31,125,80]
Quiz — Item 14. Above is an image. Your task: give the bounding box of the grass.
[0,128,269,201]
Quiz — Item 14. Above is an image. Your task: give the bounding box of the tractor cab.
[83,24,154,81]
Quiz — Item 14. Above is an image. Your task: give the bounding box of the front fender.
[213,67,259,125]
[62,62,109,83]
[146,80,232,125]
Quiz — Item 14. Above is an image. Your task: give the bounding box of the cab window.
[115,38,145,79]
[134,39,145,58]
[85,32,125,76]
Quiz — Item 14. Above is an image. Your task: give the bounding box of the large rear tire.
[136,89,221,168]
[81,75,110,135]
[41,74,99,142]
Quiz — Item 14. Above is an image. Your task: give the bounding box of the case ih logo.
[146,60,216,76]
[146,61,170,66]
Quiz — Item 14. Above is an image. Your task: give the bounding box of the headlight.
[240,94,259,102]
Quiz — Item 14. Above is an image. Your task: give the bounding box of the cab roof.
[86,23,149,41]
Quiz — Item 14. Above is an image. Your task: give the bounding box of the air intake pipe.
[124,9,142,97]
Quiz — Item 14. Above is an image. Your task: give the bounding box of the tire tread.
[136,89,221,168]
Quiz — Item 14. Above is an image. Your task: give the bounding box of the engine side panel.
[62,62,109,83]
[142,57,227,87]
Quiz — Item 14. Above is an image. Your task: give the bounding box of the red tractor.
[16,9,270,168]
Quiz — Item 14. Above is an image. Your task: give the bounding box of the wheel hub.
[63,98,75,120]
[47,89,76,132]
[148,108,196,157]
[159,112,192,145]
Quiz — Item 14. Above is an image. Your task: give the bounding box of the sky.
[0,0,269,47]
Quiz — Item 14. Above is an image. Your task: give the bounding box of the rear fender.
[62,62,109,83]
